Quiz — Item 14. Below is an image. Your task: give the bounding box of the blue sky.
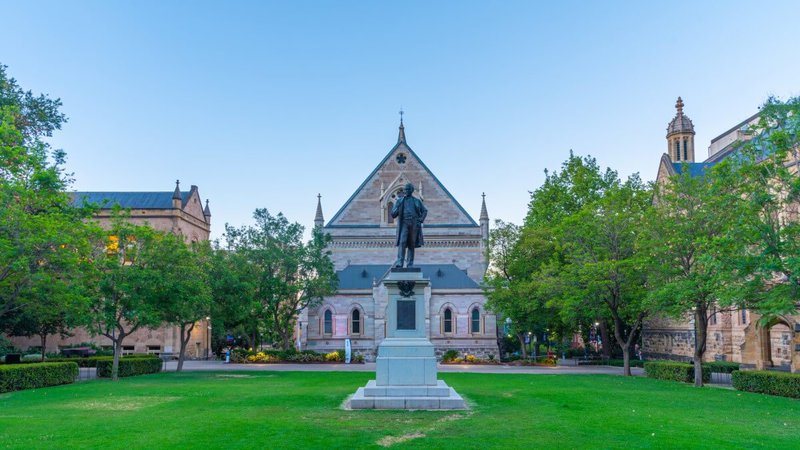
[2,1,798,238]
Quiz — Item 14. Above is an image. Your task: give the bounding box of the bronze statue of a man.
[391,182,427,268]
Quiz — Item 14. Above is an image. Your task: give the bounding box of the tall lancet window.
[387,202,394,224]
[683,139,688,161]
[323,309,333,335]
[675,140,681,161]
[443,308,453,334]
[471,308,481,334]
[350,309,361,335]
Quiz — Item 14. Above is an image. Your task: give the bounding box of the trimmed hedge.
[606,359,645,368]
[704,361,740,374]
[0,362,78,393]
[96,357,162,378]
[21,354,158,368]
[732,370,800,399]
[644,361,710,383]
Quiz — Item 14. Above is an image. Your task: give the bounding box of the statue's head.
[404,183,414,196]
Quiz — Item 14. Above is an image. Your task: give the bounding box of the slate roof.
[71,191,189,209]
[336,264,481,290]
[671,162,715,177]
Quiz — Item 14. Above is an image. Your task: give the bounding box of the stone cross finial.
[676,97,684,114]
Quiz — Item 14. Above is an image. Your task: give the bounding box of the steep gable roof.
[326,126,478,228]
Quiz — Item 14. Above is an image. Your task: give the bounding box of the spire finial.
[676,97,684,114]
[397,109,406,144]
[314,193,324,227]
[480,192,489,221]
[172,179,181,200]
[203,199,212,217]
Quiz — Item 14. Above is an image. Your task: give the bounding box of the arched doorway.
[758,317,795,371]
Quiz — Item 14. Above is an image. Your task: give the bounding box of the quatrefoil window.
[396,153,407,164]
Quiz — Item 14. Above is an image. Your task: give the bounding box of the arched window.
[387,202,394,224]
[323,309,333,335]
[443,308,453,334]
[351,309,361,335]
[741,309,747,325]
[683,139,688,160]
[471,308,481,334]
[675,140,680,161]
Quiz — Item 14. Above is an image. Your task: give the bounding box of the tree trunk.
[598,321,612,358]
[40,334,47,362]
[693,306,709,387]
[610,313,632,376]
[111,333,125,381]
[177,322,194,372]
[517,332,528,359]
[621,345,630,376]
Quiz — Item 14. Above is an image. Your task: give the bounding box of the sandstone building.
[299,120,499,361]
[644,99,799,372]
[8,181,214,358]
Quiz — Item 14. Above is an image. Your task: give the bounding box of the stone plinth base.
[376,338,437,385]
[348,380,465,410]
[348,338,466,410]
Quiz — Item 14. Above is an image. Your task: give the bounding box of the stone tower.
[666,97,696,162]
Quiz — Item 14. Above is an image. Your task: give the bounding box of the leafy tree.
[208,246,260,350]
[646,159,748,386]
[155,238,212,372]
[85,212,173,380]
[219,209,336,351]
[0,63,97,352]
[487,154,620,360]
[732,96,800,318]
[558,175,652,375]
[0,63,72,318]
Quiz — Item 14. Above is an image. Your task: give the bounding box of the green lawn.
[0,371,797,449]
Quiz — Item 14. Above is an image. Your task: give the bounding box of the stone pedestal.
[347,268,465,410]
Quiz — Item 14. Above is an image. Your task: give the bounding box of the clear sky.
[2,1,798,239]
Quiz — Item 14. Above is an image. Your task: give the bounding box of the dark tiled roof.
[336,264,480,290]
[672,162,715,177]
[71,191,189,209]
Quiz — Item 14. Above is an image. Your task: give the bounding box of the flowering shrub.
[325,350,345,362]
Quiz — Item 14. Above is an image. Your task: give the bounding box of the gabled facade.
[300,121,499,361]
[8,181,214,358]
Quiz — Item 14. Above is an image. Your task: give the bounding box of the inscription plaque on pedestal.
[397,300,415,330]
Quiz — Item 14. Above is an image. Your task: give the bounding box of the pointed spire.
[314,193,324,228]
[480,192,489,221]
[203,199,211,217]
[397,108,406,144]
[172,179,181,200]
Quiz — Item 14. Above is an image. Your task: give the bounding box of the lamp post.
[206,316,211,360]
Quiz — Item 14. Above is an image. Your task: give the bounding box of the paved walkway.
[163,360,645,376]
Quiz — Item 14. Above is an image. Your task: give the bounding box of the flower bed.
[231,349,365,364]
